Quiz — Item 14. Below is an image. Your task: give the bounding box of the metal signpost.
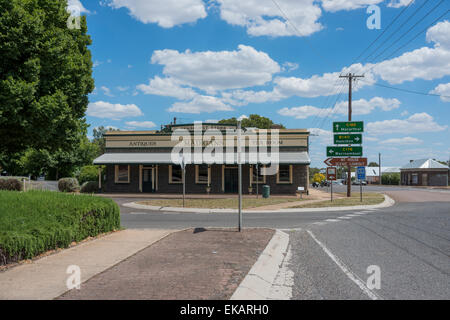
[237,121,242,232]
[333,121,364,133]
[357,166,366,202]
[327,146,363,157]
[180,155,186,208]
[324,157,367,167]
[334,134,362,145]
[327,167,337,202]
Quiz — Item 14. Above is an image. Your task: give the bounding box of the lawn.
[291,192,385,208]
[137,197,301,209]
[0,190,121,266]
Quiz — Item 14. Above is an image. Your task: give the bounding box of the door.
[143,168,154,192]
[422,173,427,186]
[224,168,238,193]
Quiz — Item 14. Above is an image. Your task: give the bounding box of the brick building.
[400,159,449,186]
[93,123,310,194]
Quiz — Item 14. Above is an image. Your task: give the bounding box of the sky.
[70,0,450,168]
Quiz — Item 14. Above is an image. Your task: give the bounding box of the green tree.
[218,114,285,129]
[0,0,94,172]
[92,126,120,155]
[312,173,325,183]
[368,162,378,167]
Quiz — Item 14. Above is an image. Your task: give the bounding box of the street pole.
[237,121,243,232]
[256,164,259,199]
[360,181,362,202]
[379,153,381,185]
[182,166,185,208]
[339,73,364,197]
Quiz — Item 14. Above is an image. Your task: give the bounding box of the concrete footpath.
[0,229,173,300]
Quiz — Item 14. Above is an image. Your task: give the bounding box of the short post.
[98,167,102,191]
[237,121,242,232]
[360,182,362,202]
[331,181,333,202]
[182,166,186,208]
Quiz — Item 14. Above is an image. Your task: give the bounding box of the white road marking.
[312,222,326,226]
[325,219,340,222]
[338,216,352,220]
[306,230,382,300]
[345,214,360,217]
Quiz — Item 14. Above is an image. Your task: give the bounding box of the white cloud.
[168,95,233,114]
[430,82,450,102]
[372,20,450,84]
[218,0,323,37]
[100,86,114,97]
[321,0,383,12]
[387,0,413,8]
[221,89,285,106]
[87,101,143,120]
[282,62,299,72]
[68,0,90,13]
[151,45,280,94]
[308,128,332,144]
[274,63,376,98]
[237,114,248,121]
[379,137,423,145]
[107,0,206,28]
[137,76,197,100]
[367,112,448,135]
[125,121,157,128]
[365,136,379,142]
[400,110,409,116]
[278,97,400,119]
[116,86,129,92]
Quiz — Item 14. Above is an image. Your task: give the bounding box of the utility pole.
[339,73,364,197]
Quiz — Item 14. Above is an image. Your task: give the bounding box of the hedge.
[78,166,101,185]
[0,178,23,191]
[80,181,99,193]
[58,178,80,192]
[0,191,121,266]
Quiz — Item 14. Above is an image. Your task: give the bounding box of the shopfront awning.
[93,152,310,165]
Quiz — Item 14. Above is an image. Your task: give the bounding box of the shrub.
[0,190,121,265]
[58,178,80,192]
[78,165,101,185]
[382,173,400,185]
[80,181,99,193]
[0,178,23,191]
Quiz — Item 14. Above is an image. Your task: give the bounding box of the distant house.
[400,159,449,186]
[351,166,400,184]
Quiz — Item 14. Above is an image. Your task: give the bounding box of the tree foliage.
[0,0,94,171]
[218,114,285,129]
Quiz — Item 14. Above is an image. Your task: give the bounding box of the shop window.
[169,165,182,184]
[195,165,210,184]
[115,165,130,183]
[277,165,292,184]
[250,165,266,184]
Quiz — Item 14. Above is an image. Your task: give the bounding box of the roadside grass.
[137,197,301,209]
[291,192,385,208]
[0,190,121,265]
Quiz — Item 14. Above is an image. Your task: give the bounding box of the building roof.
[93,151,311,165]
[401,159,449,170]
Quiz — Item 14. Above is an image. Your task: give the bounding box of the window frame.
[114,165,130,184]
[276,165,293,184]
[169,165,183,184]
[195,164,211,184]
[250,165,266,184]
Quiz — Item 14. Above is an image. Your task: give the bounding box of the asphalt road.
[114,187,450,299]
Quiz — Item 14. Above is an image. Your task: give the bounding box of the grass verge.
[291,192,385,208]
[137,197,301,209]
[0,190,121,266]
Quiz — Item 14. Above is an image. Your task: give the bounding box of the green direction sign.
[327,146,363,157]
[333,121,364,133]
[334,134,362,144]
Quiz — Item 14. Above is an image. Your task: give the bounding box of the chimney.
[173,117,177,125]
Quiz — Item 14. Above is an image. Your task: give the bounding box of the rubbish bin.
[262,185,270,198]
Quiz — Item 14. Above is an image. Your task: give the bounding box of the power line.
[350,0,415,65]
[370,0,445,63]
[360,79,450,99]
[364,0,431,62]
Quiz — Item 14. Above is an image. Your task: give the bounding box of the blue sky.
[71,0,450,167]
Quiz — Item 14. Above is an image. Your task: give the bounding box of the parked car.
[312,182,320,188]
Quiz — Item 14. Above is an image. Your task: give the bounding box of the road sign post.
[327,146,363,157]
[324,157,367,167]
[334,134,362,145]
[357,166,366,202]
[327,167,337,202]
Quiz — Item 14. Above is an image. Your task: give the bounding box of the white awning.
[93,152,310,165]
